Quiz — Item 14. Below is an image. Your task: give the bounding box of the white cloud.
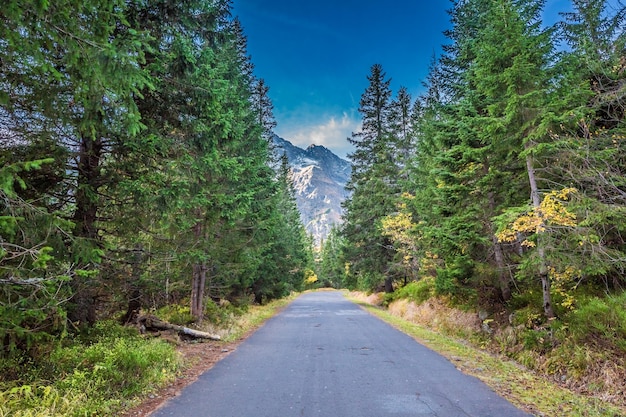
[278,113,360,159]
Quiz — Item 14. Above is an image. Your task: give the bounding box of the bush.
[521,328,553,353]
[356,271,386,292]
[565,293,626,352]
[434,256,474,296]
[204,299,247,327]
[155,304,195,326]
[79,319,142,342]
[384,278,435,305]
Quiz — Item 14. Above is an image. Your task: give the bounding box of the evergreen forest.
[318,0,626,406]
[1,0,312,354]
[332,0,626,317]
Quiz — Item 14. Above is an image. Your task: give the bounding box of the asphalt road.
[152,291,533,417]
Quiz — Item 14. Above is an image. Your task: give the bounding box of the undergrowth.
[222,293,296,342]
[0,321,181,416]
[0,294,296,416]
[491,292,626,404]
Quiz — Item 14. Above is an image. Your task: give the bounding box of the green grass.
[0,321,181,416]
[0,293,302,417]
[354,300,626,417]
[222,293,297,342]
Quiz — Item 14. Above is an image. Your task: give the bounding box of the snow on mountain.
[272,134,351,245]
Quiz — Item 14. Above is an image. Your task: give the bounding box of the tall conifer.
[342,64,399,292]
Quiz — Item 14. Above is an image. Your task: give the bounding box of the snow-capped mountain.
[272,134,351,245]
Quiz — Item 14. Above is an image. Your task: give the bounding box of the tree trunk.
[492,234,512,301]
[525,151,555,319]
[487,188,511,302]
[384,276,393,293]
[72,135,101,240]
[68,133,103,326]
[191,262,207,321]
[137,315,220,340]
[122,245,144,324]
[190,222,207,322]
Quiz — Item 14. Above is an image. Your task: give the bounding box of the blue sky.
[232,0,574,159]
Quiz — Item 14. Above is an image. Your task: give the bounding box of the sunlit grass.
[0,322,181,417]
[222,292,298,342]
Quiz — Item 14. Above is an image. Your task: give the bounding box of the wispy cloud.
[278,113,360,159]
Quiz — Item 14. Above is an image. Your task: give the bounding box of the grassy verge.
[0,294,297,417]
[221,293,297,342]
[353,299,626,417]
[0,322,181,417]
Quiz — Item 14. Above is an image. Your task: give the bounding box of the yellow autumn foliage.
[381,210,414,244]
[548,266,581,311]
[381,195,420,268]
[304,269,318,285]
[497,188,578,246]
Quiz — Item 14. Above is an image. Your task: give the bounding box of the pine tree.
[540,0,626,290]
[342,64,399,292]
[318,226,348,288]
[470,0,558,317]
[251,78,278,142]
[408,19,500,298]
[388,87,417,180]
[0,159,74,354]
[250,154,312,303]
[1,0,151,326]
[407,0,559,306]
[121,0,280,321]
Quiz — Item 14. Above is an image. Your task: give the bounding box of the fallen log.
[137,314,221,341]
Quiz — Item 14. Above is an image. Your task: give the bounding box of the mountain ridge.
[272,134,350,244]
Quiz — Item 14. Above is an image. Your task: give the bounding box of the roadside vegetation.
[0,321,180,416]
[317,0,626,415]
[0,297,293,416]
[348,288,626,417]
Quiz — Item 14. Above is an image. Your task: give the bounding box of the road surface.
[152,291,533,417]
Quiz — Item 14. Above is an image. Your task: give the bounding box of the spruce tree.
[318,226,348,288]
[122,0,283,320]
[342,64,399,292]
[251,154,312,303]
[542,0,626,290]
[1,0,151,325]
[251,78,278,142]
[470,0,558,317]
[389,86,417,180]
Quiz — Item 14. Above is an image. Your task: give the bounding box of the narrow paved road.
[152,291,532,417]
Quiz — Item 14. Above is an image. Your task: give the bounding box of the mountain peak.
[306,143,325,150]
[306,144,334,158]
[272,135,351,244]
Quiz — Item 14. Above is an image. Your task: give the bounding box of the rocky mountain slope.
[272,134,351,245]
